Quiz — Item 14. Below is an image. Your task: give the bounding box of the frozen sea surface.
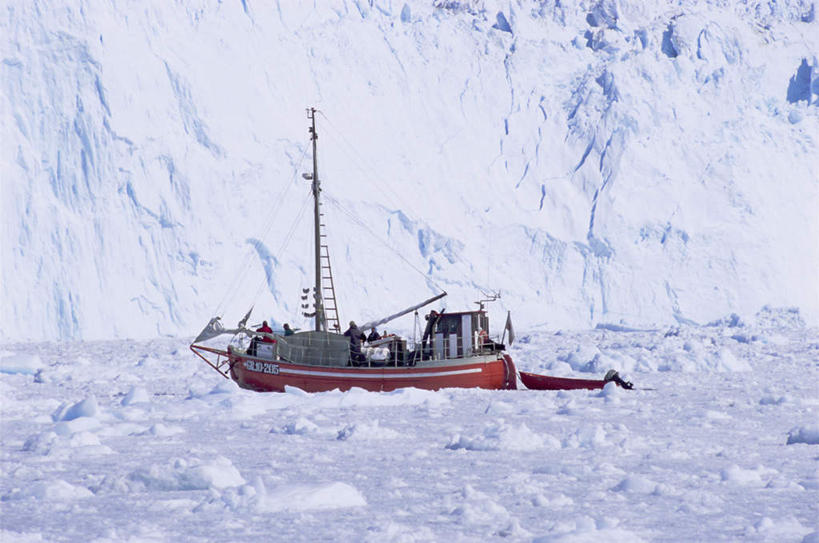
[1,323,818,541]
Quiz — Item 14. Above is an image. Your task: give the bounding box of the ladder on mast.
[319,224,341,333]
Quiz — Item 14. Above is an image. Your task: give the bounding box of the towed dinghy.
[519,369,634,391]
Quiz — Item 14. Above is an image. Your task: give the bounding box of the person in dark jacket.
[421,310,442,359]
[343,321,367,364]
[256,321,274,343]
[283,323,295,336]
[367,328,381,342]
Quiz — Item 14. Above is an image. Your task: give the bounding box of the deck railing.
[240,332,504,367]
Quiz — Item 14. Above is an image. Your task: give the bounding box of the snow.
[2,321,817,541]
[121,386,150,406]
[128,456,245,491]
[53,395,99,421]
[209,480,367,514]
[0,353,43,375]
[534,526,646,543]
[3,479,94,502]
[446,421,548,451]
[787,425,819,445]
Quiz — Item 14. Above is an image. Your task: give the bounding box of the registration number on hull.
[244,360,280,375]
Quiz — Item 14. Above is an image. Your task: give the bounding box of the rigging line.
[316,110,419,218]
[214,144,310,317]
[251,144,309,252]
[318,110,477,277]
[318,111,478,274]
[323,194,446,294]
[215,165,303,315]
[249,187,314,305]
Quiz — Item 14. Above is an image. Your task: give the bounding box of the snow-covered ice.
[0,353,43,376]
[2,318,817,541]
[787,425,819,445]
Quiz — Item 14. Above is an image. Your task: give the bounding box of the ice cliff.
[1,0,817,341]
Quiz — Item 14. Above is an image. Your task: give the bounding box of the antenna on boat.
[474,290,501,311]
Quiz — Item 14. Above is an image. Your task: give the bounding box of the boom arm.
[358,292,447,331]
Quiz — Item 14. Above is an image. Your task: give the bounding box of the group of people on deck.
[343,321,387,364]
[250,319,383,364]
[256,321,369,341]
[250,311,495,364]
[253,321,295,343]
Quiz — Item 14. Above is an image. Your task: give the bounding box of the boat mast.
[308,107,325,332]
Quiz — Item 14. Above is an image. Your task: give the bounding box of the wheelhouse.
[424,309,503,361]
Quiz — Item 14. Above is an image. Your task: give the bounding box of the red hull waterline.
[191,346,517,393]
[519,370,607,391]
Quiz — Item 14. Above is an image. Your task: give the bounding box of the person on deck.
[344,321,367,364]
[283,323,295,336]
[367,328,381,342]
[421,310,442,359]
[256,321,274,343]
[475,328,490,351]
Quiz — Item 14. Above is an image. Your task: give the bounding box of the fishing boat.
[190,108,517,393]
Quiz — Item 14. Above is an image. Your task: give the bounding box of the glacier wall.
[1,0,817,341]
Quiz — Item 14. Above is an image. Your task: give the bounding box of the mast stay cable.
[247,187,314,306]
[323,193,446,294]
[213,144,309,318]
[317,111,465,296]
[317,111,421,220]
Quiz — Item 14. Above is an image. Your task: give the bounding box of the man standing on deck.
[344,321,367,364]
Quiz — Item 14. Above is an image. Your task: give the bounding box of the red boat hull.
[519,370,607,391]
[211,349,517,393]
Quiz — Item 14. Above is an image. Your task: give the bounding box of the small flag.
[193,316,224,343]
[504,311,515,345]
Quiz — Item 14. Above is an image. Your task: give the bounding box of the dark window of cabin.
[436,316,459,335]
